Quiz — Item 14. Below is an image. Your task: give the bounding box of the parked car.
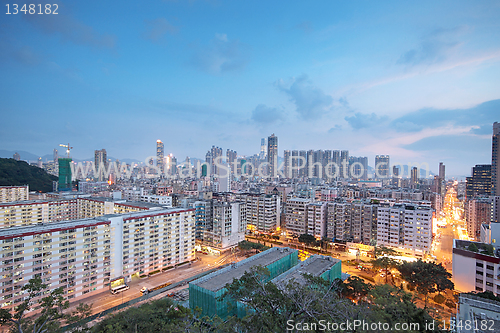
[140,287,149,295]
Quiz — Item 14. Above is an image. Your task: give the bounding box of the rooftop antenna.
[59,143,73,158]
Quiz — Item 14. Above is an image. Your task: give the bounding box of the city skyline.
[1,1,500,176]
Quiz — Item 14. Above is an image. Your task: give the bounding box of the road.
[67,251,241,315]
[433,224,457,272]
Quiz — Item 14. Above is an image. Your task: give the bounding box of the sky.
[1,0,500,177]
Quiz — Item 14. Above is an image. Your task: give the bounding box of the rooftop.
[191,247,298,292]
[272,255,340,288]
[454,239,498,258]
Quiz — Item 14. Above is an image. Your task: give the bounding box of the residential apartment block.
[0,208,195,311]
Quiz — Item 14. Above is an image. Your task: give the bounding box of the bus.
[110,276,129,294]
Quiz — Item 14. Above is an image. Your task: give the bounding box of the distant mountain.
[0,150,42,162]
[0,158,57,192]
[0,150,142,164]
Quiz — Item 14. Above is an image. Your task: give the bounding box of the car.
[140,287,149,294]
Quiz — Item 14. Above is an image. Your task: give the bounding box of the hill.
[0,158,57,192]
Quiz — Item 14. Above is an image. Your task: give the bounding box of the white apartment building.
[241,193,280,233]
[0,197,155,229]
[0,217,112,311]
[0,186,29,203]
[377,204,433,254]
[285,198,313,237]
[453,240,500,296]
[333,202,352,242]
[306,202,327,239]
[0,208,195,312]
[139,195,173,207]
[201,202,246,251]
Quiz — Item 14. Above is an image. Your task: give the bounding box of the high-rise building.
[156,140,164,174]
[377,204,432,254]
[13,152,20,161]
[259,138,267,160]
[267,134,278,178]
[340,150,349,179]
[226,149,237,175]
[466,165,492,199]
[58,158,72,191]
[284,150,291,178]
[240,193,281,233]
[323,150,332,180]
[291,150,299,178]
[53,149,59,173]
[439,162,446,180]
[285,197,313,236]
[375,155,390,179]
[411,166,419,184]
[492,122,500,196]
[94,149,108,182]
[465,198,492,241]
[392,165,400,177]
[299,150,307,177]
[332,150,340,179]
[306,150,314,178]
[206,146,223,176]
[166,154,177,176]
[349,156,368,179]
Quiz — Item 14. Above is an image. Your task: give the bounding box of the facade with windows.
[0,208,195,312]
[0,186,29,203]
[453,239,500,296]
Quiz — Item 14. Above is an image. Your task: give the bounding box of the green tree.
[366,284,440,333]
[65,303,93,332]
[398,260,454,307]
[483,244,494,256]
[342,276,373,303]
[0,277,69,333]
[297,233,317,247]
[373,246,397,259]
[219,266,362,333]
[372,256,398,284]
[468,243,478,252]
[92,298,198,333]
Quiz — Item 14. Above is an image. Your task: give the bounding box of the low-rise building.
[453,240,500,295]
[189,247,298,319]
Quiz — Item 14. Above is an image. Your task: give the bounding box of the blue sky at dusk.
[1,0,500,176]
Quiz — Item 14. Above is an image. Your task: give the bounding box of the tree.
[0,277,69,333]
[483,244,494,256]
[319,237,330,252]
[65,303,94,332]
[297,234,317,247]
[468,243,478,252]
[397,260,454,308]
[372,256,398,284]
[219,266,362,333]
[373,246,397,259]
[366,284,440,333]
[92,298,199,333]
[342,276,373,303]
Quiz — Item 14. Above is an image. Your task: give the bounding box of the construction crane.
[59,143,73,158]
